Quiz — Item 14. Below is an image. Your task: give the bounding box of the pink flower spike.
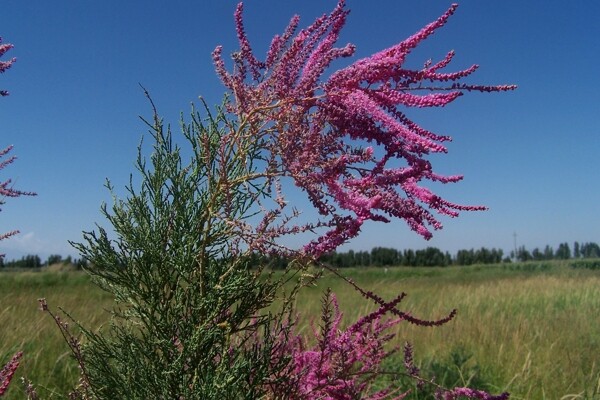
[0,352,23,396]
[0,38,16,96]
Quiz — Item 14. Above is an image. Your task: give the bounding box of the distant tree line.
[0,254,87,269]
[512,241,600,262]
[314,241,600,268]
[1,241,599,269]
[246,241,600,269]
[0,254,42,269]
[320,242,600,268]
[318,246,503,268]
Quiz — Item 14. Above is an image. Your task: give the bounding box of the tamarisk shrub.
[1,38,34,247]
[1,38,35,398]
[47,1,514,399]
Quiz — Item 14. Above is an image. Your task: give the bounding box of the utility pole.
[513,232,518,261]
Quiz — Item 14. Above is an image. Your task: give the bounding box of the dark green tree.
[370,247,399,267]
[573,241,581,258]
[46,254,63,265]
[581,242,600,258]
[555,242,571,260]
[455,249,474,266]
[543,245,554,260]
[531,248,543,261]
[403,249,416,266]
[516,246,532,262]
[414,247,447,267]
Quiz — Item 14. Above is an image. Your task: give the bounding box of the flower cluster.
[213,1,515,258]
[0,37,15,96]
[1,145,36,248]
[266,291,407,399]
[0,352,22,397]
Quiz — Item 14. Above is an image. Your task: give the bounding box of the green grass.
[1,262,599,399]
[0,271,111,398]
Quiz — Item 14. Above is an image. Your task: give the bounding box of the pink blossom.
[266,292,409,400]
[214,2,515,257]
[0,352,22,397]
[0,37,15,96]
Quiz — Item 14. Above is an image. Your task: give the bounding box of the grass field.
[1,261,599,399]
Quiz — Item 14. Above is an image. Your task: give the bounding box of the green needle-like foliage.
[69,97,296,399]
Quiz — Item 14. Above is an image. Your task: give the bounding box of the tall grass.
[1,262,599,399]
[0,272,110,398]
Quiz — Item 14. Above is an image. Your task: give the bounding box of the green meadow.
[1,261,599,399]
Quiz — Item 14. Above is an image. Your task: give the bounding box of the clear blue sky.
[1,1,598,261]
